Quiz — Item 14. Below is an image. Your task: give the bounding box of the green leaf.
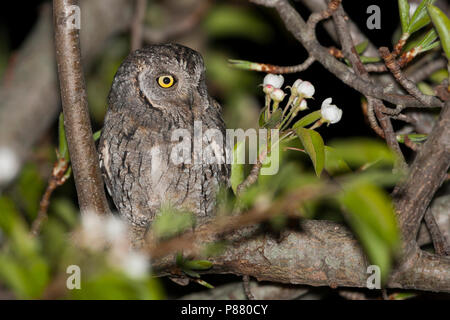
[258,106,268,127]
[183,260,213,271]
[58,113,70,161]
[355,40,369,54]
[421,40,440,52]
[359,56,382,64]
[339,183,400,250]
[427,4,450,60]
[343,208,393,283]
[152,207,195,238]
[203,5,272,43]
[407,0,435,34]
[429,68,448,83]
[182,269,200,278]
[263,109,282,129]
[338,183,401,282]
[390,292,417,300]
[324,146,351,175]
[295,128,325,177]
[398,0,411,33]
[417,81,435,95]
[17,164,45,219]
[230,139,246,194]
[292,110,322,129]
[93,130,102,142]
[329,138,396,167]
[396,133,428,143]
[196,279,215,289]
[417,28,438,49]
[176,252,185,266]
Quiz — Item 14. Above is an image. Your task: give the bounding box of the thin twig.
[243,275,255,300]
[408,58,447,83]
[306,0,341,30]
[130,0,147,51]
[424,209,450,256]
[374,106,407,171]
[365,97,385,138]
[236,161,263,196]
[53,0,110,215]
[379,47,441,107]
[229,56,315,74]
[31,158,69,236]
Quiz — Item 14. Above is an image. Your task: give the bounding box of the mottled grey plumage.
[99,44,230,242]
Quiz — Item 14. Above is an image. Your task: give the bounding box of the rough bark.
[153,220,450,292]
[53,0,110,215]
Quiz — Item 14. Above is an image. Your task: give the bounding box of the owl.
[99,44,230,244]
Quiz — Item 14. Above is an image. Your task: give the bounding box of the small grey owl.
[99,44,230,243]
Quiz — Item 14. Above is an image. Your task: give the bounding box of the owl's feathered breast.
[99,98,230,228]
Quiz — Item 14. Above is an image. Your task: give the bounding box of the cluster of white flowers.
[77,212,150,279]
[263,74,286,104]
[262,74,343,125]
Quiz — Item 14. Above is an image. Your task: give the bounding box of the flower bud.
[263,74,284,89]
[299,99,308,111]
[270,88,286,102]
[321,98,342,124]
[297,81,315,98]
[293,97,308,110]
[263,84,274,95]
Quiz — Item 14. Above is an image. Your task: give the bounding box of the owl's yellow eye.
[157,75,175,88]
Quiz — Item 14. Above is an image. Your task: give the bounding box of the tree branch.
[394,101,450,252]
[130,0,147,51]
[152,220,450,292]
[53,0,110,215]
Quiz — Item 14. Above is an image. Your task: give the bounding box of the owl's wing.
[209,98,231,186]
[98,136,114,199]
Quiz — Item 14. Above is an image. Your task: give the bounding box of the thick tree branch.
[152,220,450,292]
[53,0,110,215]
[394,102,450,251]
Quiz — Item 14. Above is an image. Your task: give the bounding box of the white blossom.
[104,216,128,243]
[296,81,315,98]
[263,74,284,89]
[121,251,150,279]
[270,88,286,102]
[321,98,343,124]
[409,3,419,18]
[292,79,303,90]
[0,147,19,185]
